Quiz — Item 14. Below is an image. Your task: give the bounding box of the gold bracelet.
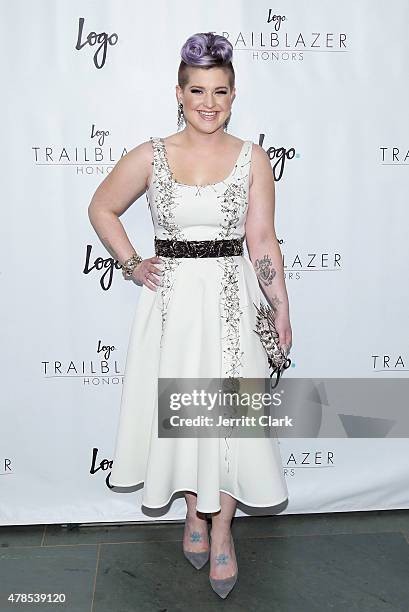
[121,252,143,279]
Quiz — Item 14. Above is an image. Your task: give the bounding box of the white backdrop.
[1,1,409,525]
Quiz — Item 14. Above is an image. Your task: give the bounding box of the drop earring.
[177,101,185,131]
[224,111,232,132]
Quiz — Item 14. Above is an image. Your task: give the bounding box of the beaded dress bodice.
[146,137,253,241]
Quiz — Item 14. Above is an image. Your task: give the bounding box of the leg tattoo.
[190,531,203,543]
[215,553,230,565]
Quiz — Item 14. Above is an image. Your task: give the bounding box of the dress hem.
[109,480,289,513]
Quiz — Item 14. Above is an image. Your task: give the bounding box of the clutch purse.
[253,300,292,388]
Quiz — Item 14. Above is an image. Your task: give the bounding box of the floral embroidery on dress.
[218,255,245,474]
[215,141,252,472]
[150,137,184,345]
[216,141,252,378]
[218,257,245,378]
[159,258,181,347]
[217,181,248,239]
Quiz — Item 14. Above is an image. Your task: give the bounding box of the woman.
[88,32,292,599]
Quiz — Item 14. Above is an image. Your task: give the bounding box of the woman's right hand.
[132,256,164,291]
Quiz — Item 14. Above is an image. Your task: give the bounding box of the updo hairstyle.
[178,32,235,89]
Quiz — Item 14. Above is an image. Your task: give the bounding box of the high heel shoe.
[209,531,238,599]
[183,548,210,570]
[183,519,210,570]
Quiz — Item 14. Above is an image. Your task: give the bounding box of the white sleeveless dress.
[109,136,289,513]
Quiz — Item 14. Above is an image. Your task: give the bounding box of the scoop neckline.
[158,137,248,188]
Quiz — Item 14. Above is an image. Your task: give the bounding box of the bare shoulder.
[250,143,271,165]
[249,143,273,187]
[123,139,153,165]
[89,139,156,216]
[109,139,154,190]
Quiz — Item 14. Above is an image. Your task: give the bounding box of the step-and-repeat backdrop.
[2,1,408,524]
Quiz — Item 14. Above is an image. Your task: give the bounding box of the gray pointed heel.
[183,514,210,569]
[183,548,210,570]
[209,532,238,599]
[209,571,238,599]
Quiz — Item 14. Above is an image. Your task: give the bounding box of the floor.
[0,509,409,611]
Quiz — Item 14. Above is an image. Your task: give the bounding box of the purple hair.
[178,32,235,88]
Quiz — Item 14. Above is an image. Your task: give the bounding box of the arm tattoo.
[271,295,282,309]
[254,254,276,286]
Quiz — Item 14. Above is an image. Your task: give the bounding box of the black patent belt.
[154,236,245,258]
